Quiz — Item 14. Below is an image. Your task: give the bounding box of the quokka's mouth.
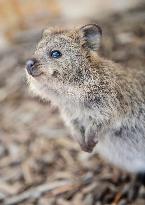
[25,67,43,78]
[30,72,43,78]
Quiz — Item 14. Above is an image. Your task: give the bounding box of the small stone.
[84,193,93,205]
[118,199,127,205]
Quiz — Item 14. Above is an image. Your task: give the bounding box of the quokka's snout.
[26,58,42,77]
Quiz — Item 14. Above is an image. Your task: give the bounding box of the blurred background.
[0,0,145,204]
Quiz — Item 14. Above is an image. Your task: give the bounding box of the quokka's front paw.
[79,137,98,153]
[82,121,98,152]
[80,132,98,152]
[72,118,98,152]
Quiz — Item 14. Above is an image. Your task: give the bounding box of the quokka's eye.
[50,50,62,59]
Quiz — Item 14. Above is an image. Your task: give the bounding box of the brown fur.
[26,24,145,173]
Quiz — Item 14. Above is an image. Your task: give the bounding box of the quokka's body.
[26,24,145,173]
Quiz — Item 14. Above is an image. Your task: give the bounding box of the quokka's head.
[25,24,102,101]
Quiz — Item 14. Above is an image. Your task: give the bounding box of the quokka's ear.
[79,24,102,51]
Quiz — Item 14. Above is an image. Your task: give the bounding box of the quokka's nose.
[26,58,37,76]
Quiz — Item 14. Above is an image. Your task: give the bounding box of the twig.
[3,180,73,205]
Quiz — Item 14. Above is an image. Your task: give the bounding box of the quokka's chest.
[95,124,145,173]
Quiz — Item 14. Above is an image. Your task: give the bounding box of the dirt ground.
[0,3,145,205]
